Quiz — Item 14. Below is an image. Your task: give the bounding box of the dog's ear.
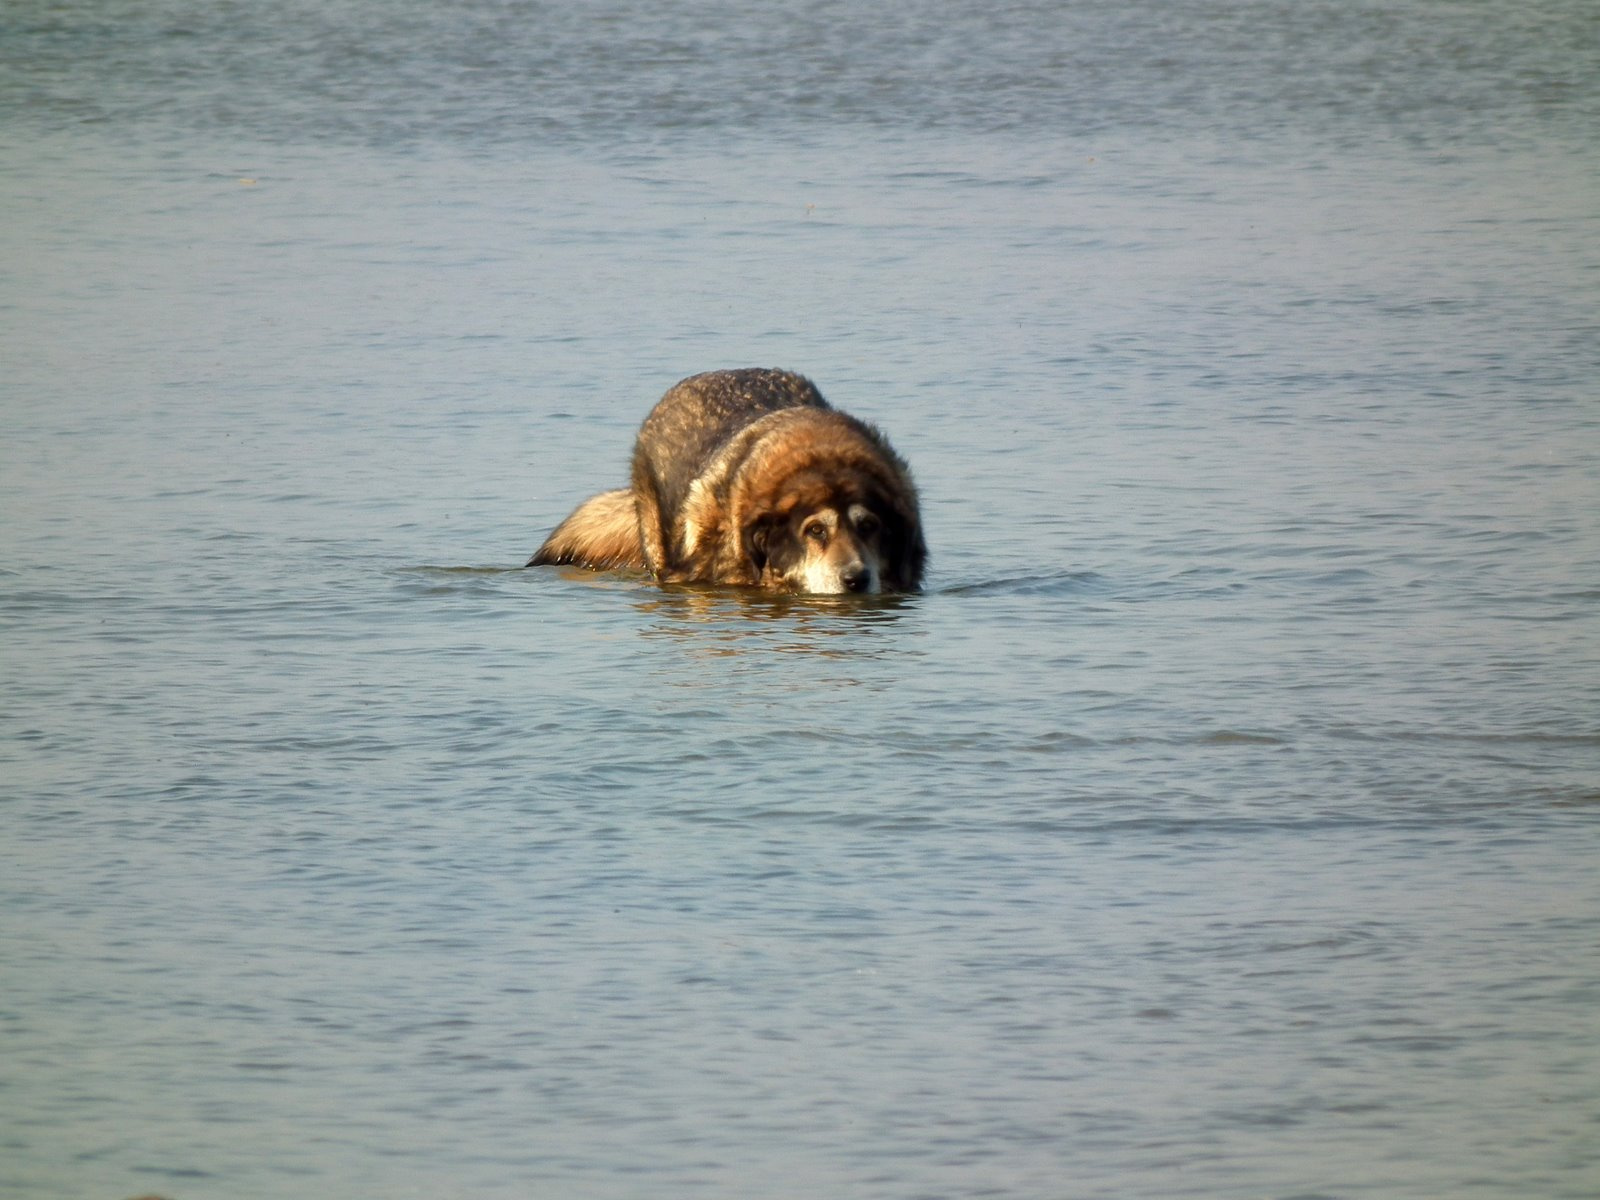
[742,514,777,574]
[880,505,927,592]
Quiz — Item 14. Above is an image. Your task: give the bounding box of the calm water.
[4,2,1599,1197]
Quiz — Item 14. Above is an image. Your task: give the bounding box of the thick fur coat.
[530,369,925,594]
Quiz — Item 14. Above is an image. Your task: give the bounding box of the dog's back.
[632,369,829,522]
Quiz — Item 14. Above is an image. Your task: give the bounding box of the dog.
[529,369,925,594]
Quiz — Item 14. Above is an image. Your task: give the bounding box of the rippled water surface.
[3,2,1599,1197]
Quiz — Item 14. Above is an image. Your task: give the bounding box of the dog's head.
[742,466,924,595]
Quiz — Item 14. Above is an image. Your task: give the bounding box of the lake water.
[3,1,1599,1197]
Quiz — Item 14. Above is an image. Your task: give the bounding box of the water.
[3,1,1599,1197]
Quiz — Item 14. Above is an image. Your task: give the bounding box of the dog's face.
[743,469,921,595]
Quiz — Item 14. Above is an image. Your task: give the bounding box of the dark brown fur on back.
[529,369,926,593]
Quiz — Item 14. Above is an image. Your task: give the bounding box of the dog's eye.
[803,520,827,543]
[854,511,880,535]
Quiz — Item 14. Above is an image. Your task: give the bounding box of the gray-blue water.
[3,2,1599,1197]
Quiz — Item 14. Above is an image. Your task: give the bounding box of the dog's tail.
[528,488,647,570]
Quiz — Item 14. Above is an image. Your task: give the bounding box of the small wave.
[394,563,541,600]
[417,564,1102,604]
[407,565,525,577]
[1200,730,1289,747]
[940,569,1102,598]
[1316,724,1600,748]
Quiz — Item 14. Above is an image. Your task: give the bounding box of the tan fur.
[530,488,646,570]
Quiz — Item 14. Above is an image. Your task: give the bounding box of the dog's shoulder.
[634,368,828,517]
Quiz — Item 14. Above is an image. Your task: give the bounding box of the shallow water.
[3,1,1599,1197]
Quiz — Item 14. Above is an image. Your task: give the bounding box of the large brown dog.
[529,369,925,594]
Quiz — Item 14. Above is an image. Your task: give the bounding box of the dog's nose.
[841,565,870,592]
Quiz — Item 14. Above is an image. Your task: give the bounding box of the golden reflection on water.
[633,582,920,660]
[637,581,915,622]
